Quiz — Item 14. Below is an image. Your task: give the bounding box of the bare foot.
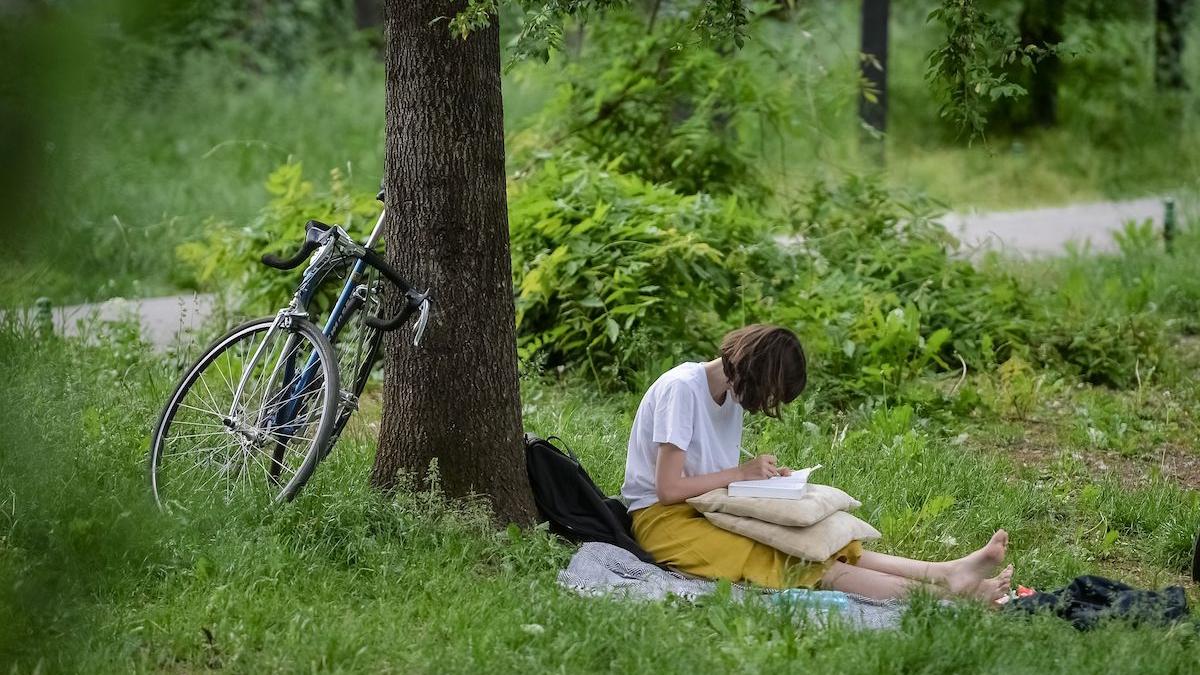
[945,564,1014,603]
[945,530,1010,600]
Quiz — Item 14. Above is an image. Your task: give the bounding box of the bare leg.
[830,528,1017,600]
[858,530,1009,587]
[820,561,936,601]
[821,561,1014,603]
[855,550,949,583]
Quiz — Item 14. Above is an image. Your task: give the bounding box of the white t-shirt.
[621,362,744,511]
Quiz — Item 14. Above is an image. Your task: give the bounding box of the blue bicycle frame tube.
[321,258,369,337]
[271,260,364,432]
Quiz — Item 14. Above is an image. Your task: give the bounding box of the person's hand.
[778,466,793,477]
[738,454,780,480]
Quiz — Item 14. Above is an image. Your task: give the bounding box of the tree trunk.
[354,0,383,30]
[1018,0,1063,128]
[858,0,889,155]
[1156,0,1189,91]
[373,0,535,525]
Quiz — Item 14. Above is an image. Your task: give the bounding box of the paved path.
[942,196,1167,256]
[53,293,216,348]
[16,196,1177,349]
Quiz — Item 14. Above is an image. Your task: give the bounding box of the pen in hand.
[737,447,815,479]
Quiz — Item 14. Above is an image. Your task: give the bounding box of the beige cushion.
[687,484,861,527]
[702,510,881,562]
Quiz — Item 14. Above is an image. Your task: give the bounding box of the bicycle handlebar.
[261,220,331,270]
[261,240,321,270]
[356,247,431,334]
[261,219,432,338]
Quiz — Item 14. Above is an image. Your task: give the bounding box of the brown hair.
[720,324,807,418]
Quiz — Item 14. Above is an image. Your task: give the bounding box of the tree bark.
[373,0,535,525]
[858,0,889,155]
[1156,0,1190,91]
[1017,0,1063,128]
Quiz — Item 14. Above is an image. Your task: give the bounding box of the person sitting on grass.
[621,323,1014,602]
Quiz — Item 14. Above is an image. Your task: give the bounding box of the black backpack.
[523,433,655,563]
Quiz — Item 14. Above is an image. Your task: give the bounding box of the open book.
[727,464,822,500]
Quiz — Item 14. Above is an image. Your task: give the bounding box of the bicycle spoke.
[260,386,323,423]
[166,419,226,430]
[153,316,336,509]
[255,380,324,428]
[195,371,229,419]
[244,445,278,483]
[176,400,224,418]
[258,447,300,482]
[245,334,293,416]
[166,427,230,441]
[163,443,235,458]
[173,448,233,482]
[268,430,316,444]
[214,350,239,401]
[249,353,311,426]
[281,406,321,430]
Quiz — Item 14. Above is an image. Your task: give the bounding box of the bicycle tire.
[148,316,340,509]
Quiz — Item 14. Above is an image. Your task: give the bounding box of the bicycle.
[148,189,432,509]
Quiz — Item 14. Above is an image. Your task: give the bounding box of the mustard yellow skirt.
[632,502,863,589]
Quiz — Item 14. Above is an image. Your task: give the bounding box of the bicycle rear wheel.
[148,316,340,509]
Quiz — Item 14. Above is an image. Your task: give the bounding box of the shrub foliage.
[181,155,1176,410]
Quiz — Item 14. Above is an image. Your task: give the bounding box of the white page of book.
[728,464,822,491]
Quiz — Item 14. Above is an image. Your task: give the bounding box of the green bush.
[1011,218,1200,389]
[754,178,1032,404]
[178,160,1177,407]
[1030,267,1164,389]
[509,152,786,383]
[1051,217,1200,332]
[530,10,796,201]
[751,178,1169,404]
[176,161,380,315]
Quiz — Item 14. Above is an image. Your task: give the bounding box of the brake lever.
[412,296,432,347]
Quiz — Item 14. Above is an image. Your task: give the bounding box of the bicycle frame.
[316,209,387,339]
[228,210,389,440]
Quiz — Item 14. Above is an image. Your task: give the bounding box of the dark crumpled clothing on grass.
[1008,575,1189,630]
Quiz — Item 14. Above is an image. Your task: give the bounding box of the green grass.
[753,1,1200,209]
[878,2,1200,209]
[2,316,1198,673]
[7,51,552,306]
[5,7,1200,672]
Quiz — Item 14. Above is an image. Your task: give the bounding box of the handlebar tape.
[261,240,320,270]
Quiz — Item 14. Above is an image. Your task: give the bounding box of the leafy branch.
[925,0,1055,141]
[448,0,752,68]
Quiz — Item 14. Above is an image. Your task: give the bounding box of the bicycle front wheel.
[149,316,340,509]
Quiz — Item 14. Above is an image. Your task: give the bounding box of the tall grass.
[12,50,551,305]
